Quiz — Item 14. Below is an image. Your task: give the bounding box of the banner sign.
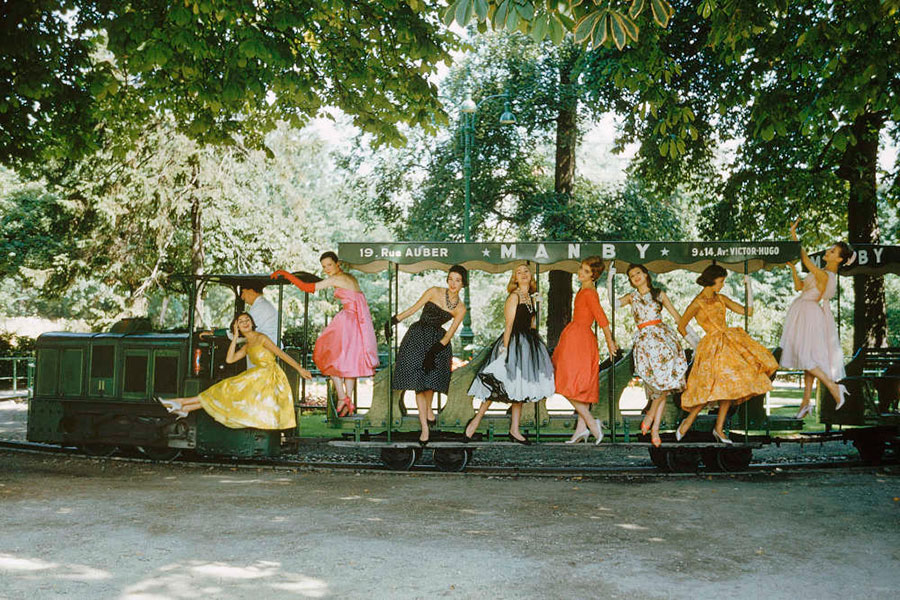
[808,244,900,276]
[339,241,801,274]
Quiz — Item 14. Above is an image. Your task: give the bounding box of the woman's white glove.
[684,324,701,350]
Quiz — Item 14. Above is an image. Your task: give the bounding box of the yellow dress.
[681,295,778,408]
[199,344,296,429]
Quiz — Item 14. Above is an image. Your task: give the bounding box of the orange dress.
[552,288,609,404]
[681,295,778,408]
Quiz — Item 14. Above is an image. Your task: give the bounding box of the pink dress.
[780,271,845,384]
[313,288,379,377]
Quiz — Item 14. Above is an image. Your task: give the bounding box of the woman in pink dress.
[272,251,379,416]
[780,218,854,418]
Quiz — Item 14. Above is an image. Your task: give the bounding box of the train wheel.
[80,444,118,458]
[700,448,722,471]
[380,448,417,470]
[853,439,885,465]
[137,446,182,462]
[433,448,469,472]
[665,448,700,473]
[717,448,753,472]
[648,447,669,471]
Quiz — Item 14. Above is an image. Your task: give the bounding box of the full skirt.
[681,327,778,408]
[468,330,555,403]
[633,323,688,397]
[199,363,296,429]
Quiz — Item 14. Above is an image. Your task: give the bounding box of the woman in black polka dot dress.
[387,265,468,446]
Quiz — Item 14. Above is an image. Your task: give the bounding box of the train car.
[26,275,304,460]
[329,240,815,472]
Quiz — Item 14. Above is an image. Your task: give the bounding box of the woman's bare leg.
[465,401,492,438]
[509,402,525,440]
[569,400,601,440]
[677,405,705,436]
[415,392,430,442]
[714,399,733,438]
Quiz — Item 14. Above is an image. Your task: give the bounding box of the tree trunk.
[189,154,205,325]
[837,112,886,351]
[546,48,580,353]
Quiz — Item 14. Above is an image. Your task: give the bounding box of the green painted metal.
[194,411,281,457]
[340,241,800,275]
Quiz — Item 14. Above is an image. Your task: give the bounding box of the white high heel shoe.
[156,396,188,418]
[593,419,605,445]
[675,423,685,442]
[794,404,812,419]
[565,428,590,444]
[834,386,848,411]
[712,429,734,445]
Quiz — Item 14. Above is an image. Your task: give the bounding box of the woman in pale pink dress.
[781,218,854,418]
[272,251,379,416]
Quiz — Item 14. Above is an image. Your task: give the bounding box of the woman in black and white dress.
[464,263,555,445]
[387,266,468,446]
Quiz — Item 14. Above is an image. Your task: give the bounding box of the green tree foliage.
[1,1,456,174]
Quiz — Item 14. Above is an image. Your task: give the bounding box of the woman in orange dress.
[676,265,778,444]
[552,257,618,444]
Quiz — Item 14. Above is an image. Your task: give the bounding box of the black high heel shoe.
[508,433,531,446]
[427,418,436,427]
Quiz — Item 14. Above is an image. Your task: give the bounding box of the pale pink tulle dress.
[313,288,379,377]
[780,271,846,385]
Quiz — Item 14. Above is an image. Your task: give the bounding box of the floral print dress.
[629,291,688,398]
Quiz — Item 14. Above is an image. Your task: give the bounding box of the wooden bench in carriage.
[323,240,816,472]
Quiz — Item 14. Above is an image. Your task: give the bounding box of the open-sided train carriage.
[330,240,812,472]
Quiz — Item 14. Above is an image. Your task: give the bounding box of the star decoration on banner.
[482,248,491,257]
[660,248,670,256]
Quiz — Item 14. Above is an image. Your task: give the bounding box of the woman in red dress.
[552,256,618,444]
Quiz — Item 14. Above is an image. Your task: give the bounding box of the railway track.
[0,437,892,479]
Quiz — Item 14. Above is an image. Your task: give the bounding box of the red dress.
[552,288,609,404]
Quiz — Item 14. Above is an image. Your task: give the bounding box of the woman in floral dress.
[617,264,689,447]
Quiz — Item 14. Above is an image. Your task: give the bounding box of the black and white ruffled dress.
[468,301,555,403]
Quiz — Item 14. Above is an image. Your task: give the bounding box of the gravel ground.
[1,450,899,600]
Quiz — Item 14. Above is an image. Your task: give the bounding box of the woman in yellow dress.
[159,312,311,429]
[676,265,778,444]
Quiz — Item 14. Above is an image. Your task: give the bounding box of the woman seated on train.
[158,313,311,429]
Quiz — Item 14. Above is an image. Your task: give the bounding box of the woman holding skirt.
[618,264,689,447]
[388,265,468,446]
[465,263,555,445]
[272,251,379,416]
[552,256,618,445]
[677,265,779,444]
[781,218,854,418]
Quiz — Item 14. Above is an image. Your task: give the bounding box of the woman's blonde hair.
[507,262,537,294]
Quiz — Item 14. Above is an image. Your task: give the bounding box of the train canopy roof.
[808,244,900,276]
[338,241,801,274]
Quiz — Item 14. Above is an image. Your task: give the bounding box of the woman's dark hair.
[448,264,468,287]
[230,312,257,334]
[583,256,605,284]
[834,241,854,266]
[696,264,728,287]
[626,263,663,310]
[319,251,339,264]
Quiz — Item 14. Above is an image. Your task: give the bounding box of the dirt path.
[1,451,898,599]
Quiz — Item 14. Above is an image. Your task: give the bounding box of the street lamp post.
[458,91,516,354]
